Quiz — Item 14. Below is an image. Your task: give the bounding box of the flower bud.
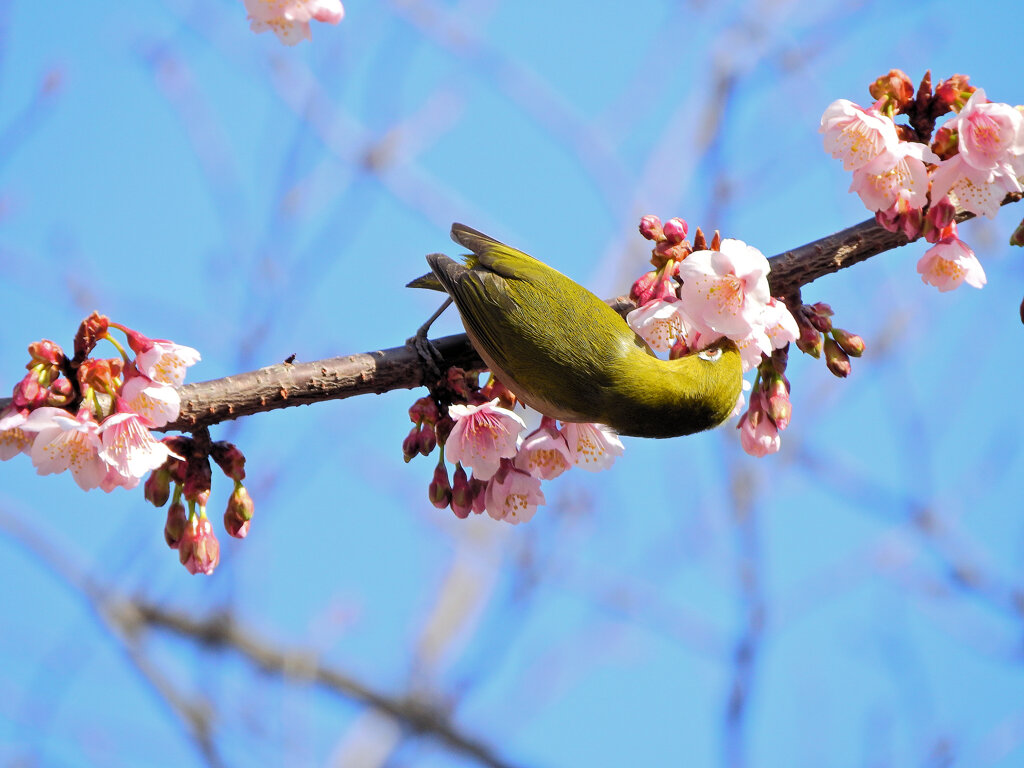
[662,217,688,244]
[933,74,974,113]
[434,415,455,446]
[924,196,957,243]
[806,303,833,332]
[418,424,437,456]
[931,125,958,160]
[823,336,851,378]
[668,336,690,360]
[480,376,517,410]
[27,339,64,367]
[869,69,914,109]
[403,425,421,462]
[450,465,472,519]
[630,270,660,305]
[408,396,440,425]
[639,215,664,242]
[770,346,789,374]
[164,500,188,549]
[179,514,220,575]
[428,463,452,509]
[145,467,172,507]
[831,328,865,358]
[12,374,46,408]
[183,455,212,505]
[1011,218,1024,248]
[469,476,488,515]
[224,484,254,539]
[763,376,792,431]
[445,367,474,399]
[210,441,246,481]
[73,311,109,361]
[45,377,73,406]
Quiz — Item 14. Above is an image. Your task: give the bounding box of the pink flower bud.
[924,197,957,243]
[831,328,865,358]
[639,215,665,242]
[178,514,220,575]
[630,271,660,305]
[807,303,834,332]
[662,217,688,244]
[795,310,823,358]
[145,467,172,507]
[224,484,254,539]
[27,340,64,367]
[763,376,792,431]
[45,378,73,407]
[470,477,488,515]
[164,500,187,549]
[931,125,958,160]
[450,465,472,519]
[210,441,246,481]
[428,463,452,509]
[933,74,975,113]
[403,425,421,462]
[408,396,440,425]
[823,336,852,378]
[12,374,46,408]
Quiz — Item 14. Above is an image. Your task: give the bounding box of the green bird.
[411,223,743,439]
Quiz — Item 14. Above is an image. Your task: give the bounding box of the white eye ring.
[697,347,723,362]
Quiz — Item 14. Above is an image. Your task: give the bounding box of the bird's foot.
[406,298,452,387]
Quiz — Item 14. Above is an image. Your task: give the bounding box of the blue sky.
[2,1,1024,766]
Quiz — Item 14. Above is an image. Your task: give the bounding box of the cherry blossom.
[514,418,575,480]
[849,141,938,212]
[625,298,689,353]
[99,407,181,482]
[121,374,181,428]
[761,298,799,351]
[930,153,1022,219]
[23,407,107,491]
[820,99,901,172]
[126,333,201,386]
[676,239,771,339]
[445,399,526,481]
[948,88,1024,179]
[916,232,986,292]
[561,422,624,472]
[243,0,344,45]
[0,408,32,460]
[484,467,545,525]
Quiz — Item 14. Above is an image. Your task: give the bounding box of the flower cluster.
[404,368,622,525]
[242,0,344,45]
[821,70,1024,292]
[626,216,805,456]
[0,312,250,575]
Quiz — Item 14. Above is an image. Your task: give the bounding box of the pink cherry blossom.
[950,89,1024,179]
[738,394,781,457]
[121,374,181,428]
[916,233,986,292]
[0,407,32,460]
[626,298,689,353]
[514,418,575,480]
[128,334,200,386]
[761,298,799,350]
[930,153,1022,219]
[243,0,344,45]
[445,399,526,481]
[849,141,938,212]
[484,467,545,525]
[677,239,771,339]
[99,408,181,482]
[820,99,901,171]
[561,422,624,472]
[23,407,107,490]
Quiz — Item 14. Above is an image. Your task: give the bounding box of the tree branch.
[3,202,1019,431]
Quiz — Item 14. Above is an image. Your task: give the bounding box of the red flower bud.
[639,215,665,242]
[823,337,852,378]
[224,484,254,539]
[164,500,188,549]
[450,465,472,519]
[145,467,172,507]
[418,425,437,456]
[210,441,246,481]
[832,328,865,358]
[662,217,688,244]
[178,514,220,575]
[403,425,421,462]
[869,69,914,109]
[408,396,440,425]
[428,463,452,509]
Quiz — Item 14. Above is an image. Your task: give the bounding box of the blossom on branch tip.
[916,233,986,292]
[514,418,575,480]
[676,239,771,340]
[484,465,545,525]
[23,407,107,491]
[820,99,901,171]
[99,406,182,483]
[561,422,623,472]
[849,140,938,212]
[125,332,200,386]
[445,399,525,481]
[121,373,181,428]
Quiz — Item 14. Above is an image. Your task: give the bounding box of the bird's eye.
[697,347,723,362]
